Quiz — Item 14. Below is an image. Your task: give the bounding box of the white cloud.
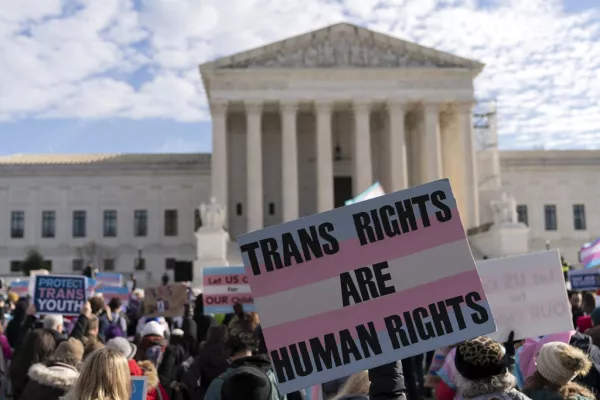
[0,0,600,148]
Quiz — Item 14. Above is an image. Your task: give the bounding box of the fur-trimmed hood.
[138,360,159,389]
[28,363,79,391]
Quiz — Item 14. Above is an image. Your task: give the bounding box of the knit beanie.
[142,321,164,338]
[536,342,591,386]
[53,337,84,366]
[454,336,507,381]
[221,365,272,400]
[106,337,137,360]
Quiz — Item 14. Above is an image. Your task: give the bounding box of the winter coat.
[129,359,170,400]
[585,325,600,349]
[569,332,600,399]
[204,355,285,400]
[20,362,78,400]
[329,362,407,400]
[526,388,594,400]
[180,341,230,399]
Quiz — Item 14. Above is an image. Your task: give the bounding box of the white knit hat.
[536,342,582,385]
[142,321,165,337]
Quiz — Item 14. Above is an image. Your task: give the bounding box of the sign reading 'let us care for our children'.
[237,179,497,394]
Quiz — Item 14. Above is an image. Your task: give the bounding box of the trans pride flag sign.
[580,239,600,269]
[344,182,385,205]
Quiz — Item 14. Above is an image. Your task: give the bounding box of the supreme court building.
[200,23,482,238]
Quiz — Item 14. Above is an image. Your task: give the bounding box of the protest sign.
[345,182,385,205]
[144,283,188,318]
[9,280,30,297]
[131,376,148,400]
[568,268,600,291]
[96,272,123,288]
[237,179,496,394]
[478,250,571,342]
[96,286,130,307]
[33,275,87,316]
[30,269,49,276]
[202,266,255,314]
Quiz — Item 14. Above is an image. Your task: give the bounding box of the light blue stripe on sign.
[205,304,257,314]
[203,266,246,275]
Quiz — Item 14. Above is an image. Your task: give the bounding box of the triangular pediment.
[201,23,483,71]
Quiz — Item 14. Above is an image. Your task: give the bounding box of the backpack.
[104,314,125,341]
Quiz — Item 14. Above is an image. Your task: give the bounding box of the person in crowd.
[583,293,597,316]
[571,292,585,328]
[62,347,131,400]
[126,289,144,337]
[331,371,370,400]
[20,337,83,400]
[9,329,57,400]
[6,301,36,350]
[181,324,231,399]
[193,294,216,343]
[70,301,95,343]
[88,296,109,343]
[83,339,104,361]
[323,377,351,400]
[136,321,167,364]
[136,320,178,392]
[105,297,128,341]
[453,337,528,400]
[524,342,595,400]
[585,308,600,347]
[42,314,66,345]
[0,324,12,363]
[227,303,253,334]
[204,334,285,400]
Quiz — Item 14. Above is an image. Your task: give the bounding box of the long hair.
[332,371,370,400]
[63,347,131,400]
[206,324,228,343]
[10,329,56,381]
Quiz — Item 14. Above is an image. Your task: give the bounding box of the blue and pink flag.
[345,182,385,205]
[96,286,130,307]
[9,280,29,297]
[237,179,496,394]
[96,272,123,287]
[581,239,600,269]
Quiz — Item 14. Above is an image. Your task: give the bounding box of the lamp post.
[136,248,143,270]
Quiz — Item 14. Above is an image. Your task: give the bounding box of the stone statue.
[199,197,226,229]
[491,192,518,225]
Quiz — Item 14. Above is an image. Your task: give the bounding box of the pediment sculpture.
[199,197,226,230]
[490,192,518,225]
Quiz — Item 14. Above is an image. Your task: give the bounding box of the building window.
[10,261,22,274]
[135,258,146,271]
[164,210,178,236]
[269,203,275,216]
[194,209,202,231]
[41,211,56,238]
[103,259,115,271]
[44,260,52,271]
[165,258,176,270]
[10,211,24,239]
[516,205,528,226]
[72,259,83,271]
[134,210,148,237]
[573,204,587,231]
[236,203,243,216]
[544,205,557,231]
[72,210,87,238]
[103,210,117,237]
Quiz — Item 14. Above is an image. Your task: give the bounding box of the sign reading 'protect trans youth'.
[237,179,496,394]
[33,275,88,316]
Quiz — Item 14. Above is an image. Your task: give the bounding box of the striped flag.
[581,239,600,268]
[305,385,322,400]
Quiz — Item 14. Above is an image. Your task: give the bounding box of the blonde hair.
[63,347,131,400]
[332,371,370,400]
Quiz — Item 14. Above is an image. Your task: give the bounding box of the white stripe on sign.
[203,285,252,295]
[255,239,474,329]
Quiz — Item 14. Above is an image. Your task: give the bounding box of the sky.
[1,0,600,155]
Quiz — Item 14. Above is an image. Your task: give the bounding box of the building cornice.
[500,150,600,168]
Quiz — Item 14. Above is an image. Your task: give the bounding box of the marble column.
[210,101,228,226]
[457,103,480,228]
[423,104,443,182]
[353,101,373,196]
[388,101,408,191]
[281,102,299,222]
[245,101,263,232]
[315,101,334,212]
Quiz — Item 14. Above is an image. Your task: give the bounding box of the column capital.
[280,101,299,114]
[454,102,475,114]
[386,101,407,113]
[210,101,228,115]
[314,100,333,114]
[244,100,263,115]
[423,103,441,114]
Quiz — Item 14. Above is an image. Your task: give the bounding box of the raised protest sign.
[33,275,87,316]
[568,268,600,291]
[237,179,496,394]
[478,250,571,342]
[96,272,123,288]
[202,266,255,314]
[96,286,130,307]
[345,182,385,205]
[9,279,30,297]
[144,283,188,318]
[131,376,148,400]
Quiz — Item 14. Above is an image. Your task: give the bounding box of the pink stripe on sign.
[248,211,464,297]
[203,274,249,287]
[204,292,254,307]
[261,269,485,350]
